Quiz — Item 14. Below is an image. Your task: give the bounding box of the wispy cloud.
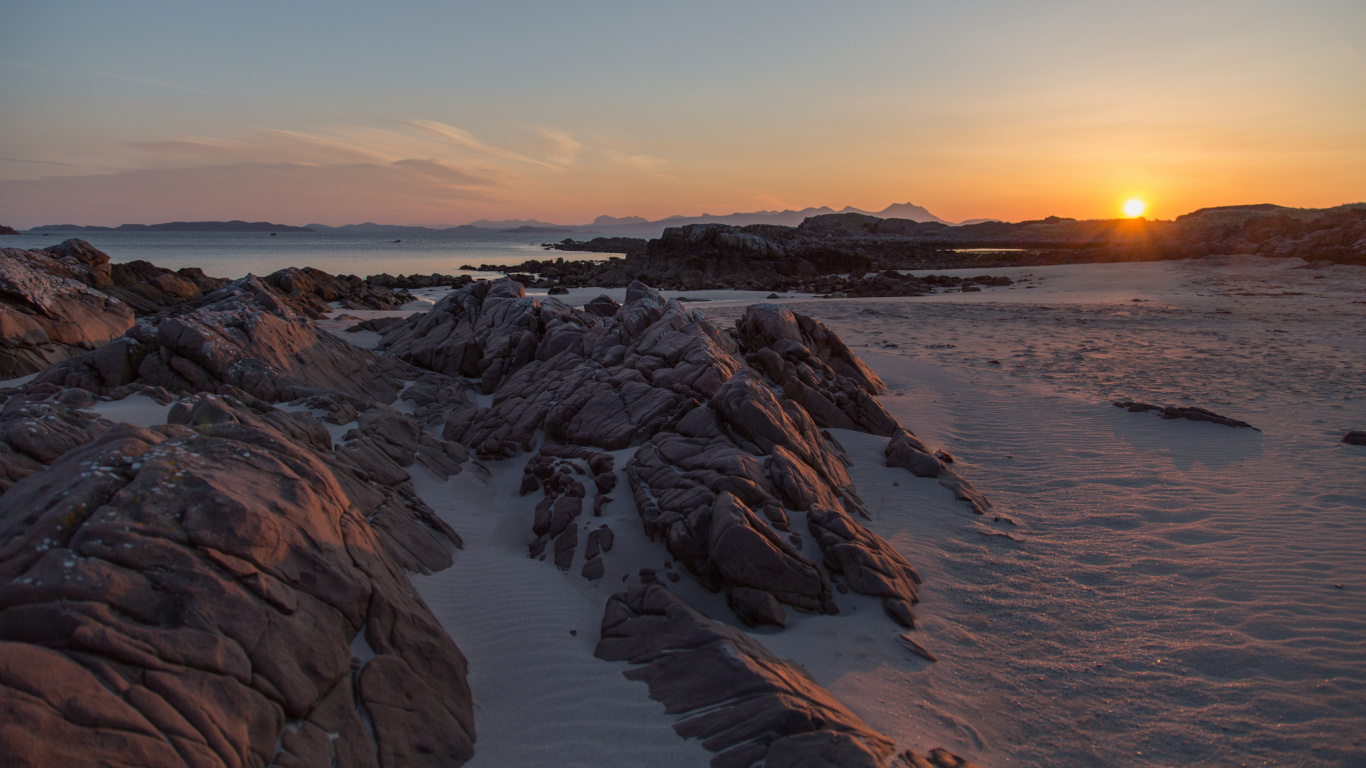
[400,119,558,168]
[539,128,583,165]
[603,150,673,180]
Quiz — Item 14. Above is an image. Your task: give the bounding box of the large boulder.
[0,410,474,768]
[0,246,135,378]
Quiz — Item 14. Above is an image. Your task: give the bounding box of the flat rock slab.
[1113,400,1260,430]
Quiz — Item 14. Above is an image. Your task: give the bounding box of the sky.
[1,0,1364,227]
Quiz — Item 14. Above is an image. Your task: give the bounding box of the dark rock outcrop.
[1113,400,1259,431]
[263,267,414,317]
[34,275,416,406]
[382,280,970,629]
[885,429,992,516]
[596,584,896,768]
[1341,431,1366,446]
[0,246,135,377]
[0,399,474,768]
[521,443,616,572]
[104,260,230,315]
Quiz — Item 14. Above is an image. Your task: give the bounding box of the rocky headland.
[526,203,1366,291]
[0,241,991,766]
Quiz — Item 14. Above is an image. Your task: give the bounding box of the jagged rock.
[726,586,787,627]
[581,556,605,581]
[584,294,621,317]
[1343,431,1366,446]
[595,585,895,767]
[264,266,414,317]
[105,260,229,315]
[554,524,578,570]
[33,276,416,405]
[0,411,474,768]
[0,246,135,377]
[885,429,992,515]
[348,316,403,333]
[388,278,964,629]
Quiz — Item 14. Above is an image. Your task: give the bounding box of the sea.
[3,229,632,280]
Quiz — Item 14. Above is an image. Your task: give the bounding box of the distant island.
[23,203,962,237]
[28,220,314,233]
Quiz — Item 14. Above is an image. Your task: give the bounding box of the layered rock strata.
[597,585,983,768]
[596,584,896,768]
[0,395,473,768]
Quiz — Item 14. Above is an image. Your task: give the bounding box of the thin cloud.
[602,150,674,180]
[391,158,506,187]
[539,128,583,165]
[400,119,557,168]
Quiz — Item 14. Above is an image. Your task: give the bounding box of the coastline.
[0,242,1362,767]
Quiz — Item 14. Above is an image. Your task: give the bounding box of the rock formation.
[597,584,896,767]
[0,247,998,766]
[0,246,135,377]
[0,393,472,768]
[381,280,988,631]
[34,275,415,405]
[262,267,415,317]
[1113,400,1259,431]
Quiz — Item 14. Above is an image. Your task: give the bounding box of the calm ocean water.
[3,229,621,279]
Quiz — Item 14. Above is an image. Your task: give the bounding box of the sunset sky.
[2,0,1363,227]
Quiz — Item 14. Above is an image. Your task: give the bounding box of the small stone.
[581,557,604,581]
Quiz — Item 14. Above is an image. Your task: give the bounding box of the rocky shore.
[0,241,990,766]
[527,203,1366,291]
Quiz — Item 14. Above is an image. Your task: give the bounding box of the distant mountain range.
[26,203,982,235]
[28,220,315,233]
[462,202,957,233]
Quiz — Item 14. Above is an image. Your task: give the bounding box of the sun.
[1123,199,1147,218]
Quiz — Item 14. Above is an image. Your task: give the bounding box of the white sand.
[86,394,175,427]
[692,255,1366,766]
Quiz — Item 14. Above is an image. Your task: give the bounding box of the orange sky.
[2,1,1363,227]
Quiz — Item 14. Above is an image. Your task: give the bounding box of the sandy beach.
[307,255,1365,766]
[6,254,1362,767]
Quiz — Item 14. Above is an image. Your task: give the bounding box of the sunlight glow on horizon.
[1,1,1363,227]
[1124,199,1147,218]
